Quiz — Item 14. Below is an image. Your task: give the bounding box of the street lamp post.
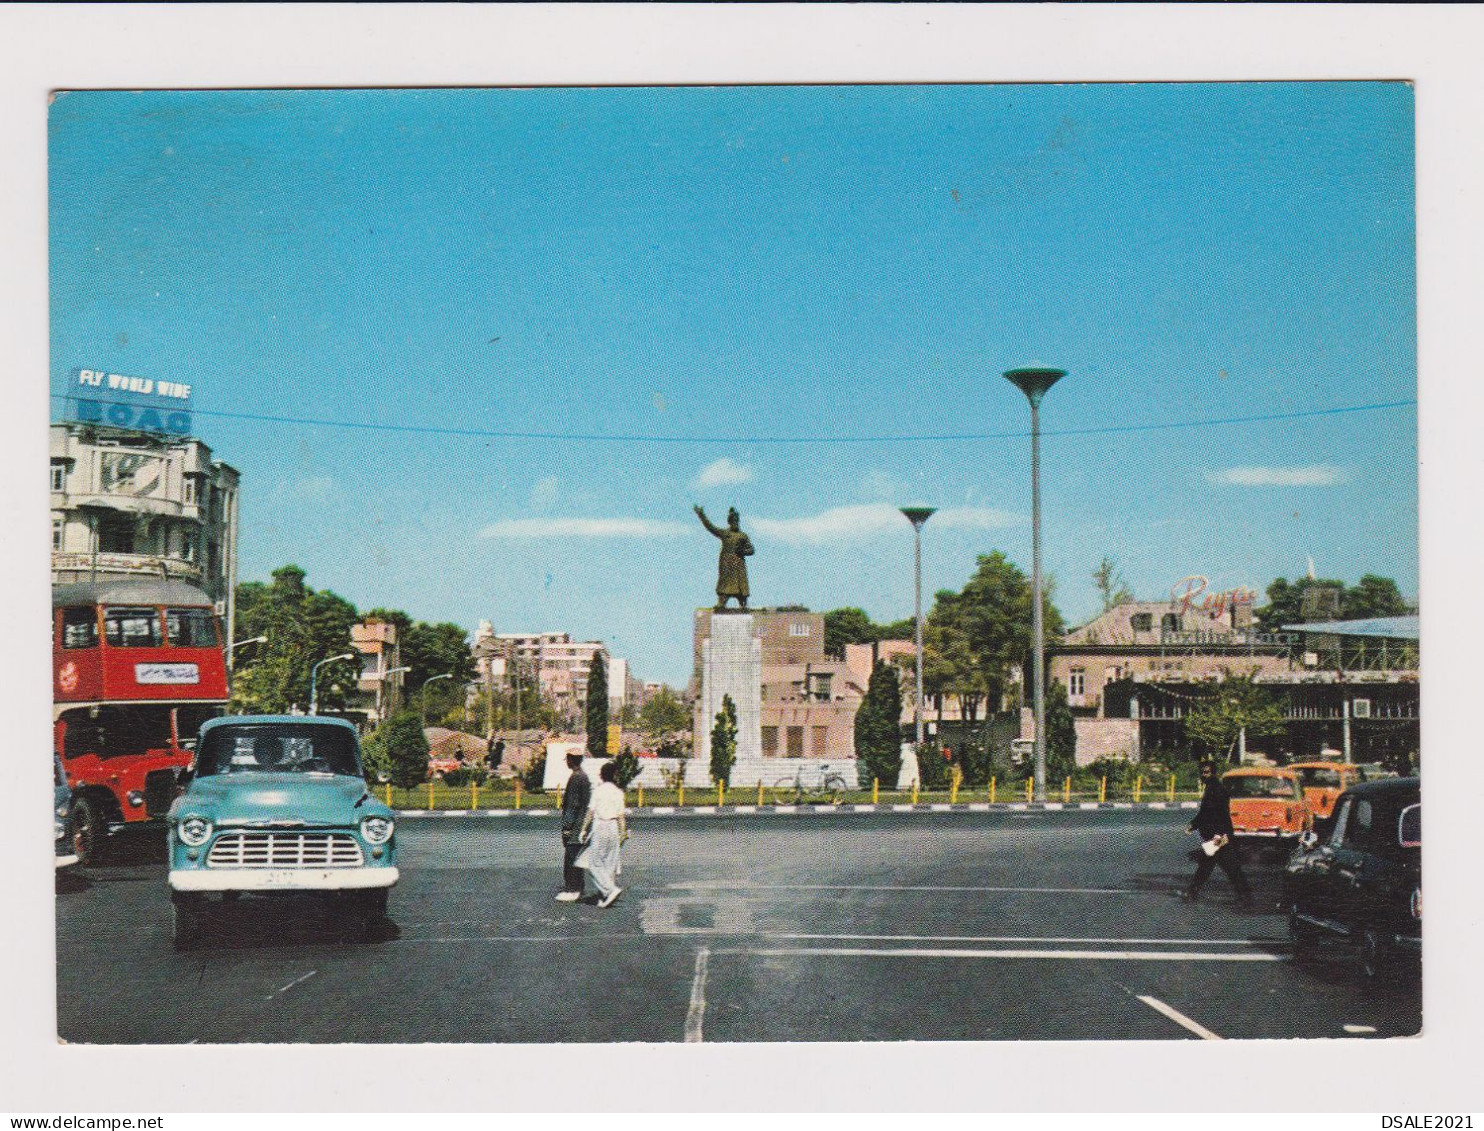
[227,634,267,672]
[900,507,936,748]
[422,672,454,729]
[381,665,411,723]
[1004,366,1065,803]
[310,653,356,716]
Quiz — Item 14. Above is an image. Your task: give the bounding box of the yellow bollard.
[950,774,959,804]
[718,781,724,807]
[638,784,644,808]
[912,780,919,805]
[428,779,435,809]
[384,782,392,807]
[1026,776,1033,803]
[872,778,879,804]
[1168,773,1176,802]
[990,776,996,804]
[678,783,684,807]
[1099,776,1106,804]
[757,780,763,806]
[1063,776,1071,803]
[1134,775,1143,803]
[472,780,479,811]
[515,779,522,810]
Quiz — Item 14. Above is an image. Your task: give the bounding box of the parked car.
[1288,760,1365,824]
[1222,767,1311,852]
[1284,776,1420,980]
[166,715,398,949]
[54,754,78,871]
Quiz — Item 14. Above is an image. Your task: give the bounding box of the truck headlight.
[361,815,394,844]
[178,816,213,846]
[55,819,65,840]
[126,790,145,808]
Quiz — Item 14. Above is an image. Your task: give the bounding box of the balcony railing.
[52,551,204,583]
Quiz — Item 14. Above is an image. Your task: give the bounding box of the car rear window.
[1226,775,1299,799]
[1398,803,1421,848]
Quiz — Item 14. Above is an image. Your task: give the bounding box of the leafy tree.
[1183,675,1287,761]
[952,552,1065,713]
[917,740,949,790]
[854,660,903,789]
[709,694,737,786]
[1042,679,1078,785]
[1092,556,1134,613]
[520,749,547,791]
[1346,575,1410,619]
[380,710,430,788]
[823,607,877,659]
[1255,575,1410,633]
[638,686,690,739]
[611,748,641,788]
[232,565,359,714]
[586,652,609,759]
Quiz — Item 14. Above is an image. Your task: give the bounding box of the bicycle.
[770,764,851,805]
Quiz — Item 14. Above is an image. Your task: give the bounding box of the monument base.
[695,610,763,786]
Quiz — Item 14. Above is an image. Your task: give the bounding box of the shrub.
[917,741,950,790]
[611,748,641,788]
[380,711,430,789]
[520,750,547,791]
[710,695,738,786]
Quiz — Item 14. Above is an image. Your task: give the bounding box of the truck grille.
[207,832,364,869]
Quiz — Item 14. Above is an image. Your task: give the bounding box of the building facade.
[347,618,405,729]
[51,421,241,645]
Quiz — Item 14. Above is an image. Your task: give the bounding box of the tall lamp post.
[422,672,454,728]
[900,507,936,748]
[381,665,411,723]
[310,652,356,716]
[227,635,267,672]
[1004,366,1065,803]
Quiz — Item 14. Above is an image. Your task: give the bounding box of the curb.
[397,801,1200,817]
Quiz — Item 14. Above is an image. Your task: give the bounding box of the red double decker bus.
[53,579,230,863]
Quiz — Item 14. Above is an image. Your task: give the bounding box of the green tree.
[638,686,690,739]
[950,552,1065,714]
[611,747,641,788]
[586,652,609,759]
[232,565,359,714]
[1183,675,1287,761]
[854,659,903,789]
[1346,575,1410,619]
[709,694,738,786]
[823,607,877,659]
[1092,556,1134,613]
[379,710,430,788]
[1042,679,1078,784]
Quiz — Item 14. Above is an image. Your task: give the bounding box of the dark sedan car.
[1284,776,1420,981]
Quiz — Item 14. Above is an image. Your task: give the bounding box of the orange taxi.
[1222,767,1312,850]
[1287,760,1364,822]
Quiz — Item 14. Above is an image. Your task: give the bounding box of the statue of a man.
[694,505,754,611]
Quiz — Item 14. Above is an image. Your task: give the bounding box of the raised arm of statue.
[694,505,723,538]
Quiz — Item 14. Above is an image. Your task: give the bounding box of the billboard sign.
[67,368,192,435]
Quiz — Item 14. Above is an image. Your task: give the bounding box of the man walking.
[1180,759,1253,908]
[556,750,591,902]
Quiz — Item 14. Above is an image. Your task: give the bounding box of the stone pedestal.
[695,612,762,786]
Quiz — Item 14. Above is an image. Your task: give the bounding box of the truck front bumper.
[169,867,398,892]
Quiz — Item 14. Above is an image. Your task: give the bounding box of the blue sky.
[49,83,1416,686]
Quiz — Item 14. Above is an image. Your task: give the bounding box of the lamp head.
[899,506,936,530]
[1004,367,1066,409]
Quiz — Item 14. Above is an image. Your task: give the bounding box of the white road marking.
[968,803,989,812]
[684,947,710,1043]
[741,947,1279,963]
[930,804,952,812]
[890,805,914,812]
[765,933,1279,946]
[692,806,717,814]
[1344,1024,1378,1034]
[525,809,552,816]
[1079,803,1100,810]
[487,809,510,816]
[669,882,1136,894]
[652,807,676,814]
[853,805,877,812]
[266,970,318,1000]
[776,805,797,813]
[1137,995,1224,1039]
[734,806,757,814]
[1044,803,1064,810]
[1009,803,1028,811]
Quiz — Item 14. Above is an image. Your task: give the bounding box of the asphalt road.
[55,810,1421,1043]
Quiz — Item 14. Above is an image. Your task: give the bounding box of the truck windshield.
[197,724,360,778]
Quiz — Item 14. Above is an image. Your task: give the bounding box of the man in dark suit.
[555,751,591,902]
[1181,759,1253,908]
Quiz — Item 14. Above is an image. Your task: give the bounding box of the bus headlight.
[361,815,394,844]
[178,817,213,846]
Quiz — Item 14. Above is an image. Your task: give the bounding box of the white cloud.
[691,457,754,490]
[749,503,1022,545]
[289,476,336,502]
[479,517,692,539]
[1208,465,1349,488]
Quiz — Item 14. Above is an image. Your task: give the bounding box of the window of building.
[1130,613,1153,632]
[50,463,66,492]
[1068,668,1086,698]
[811,725,829,759]
[61,607,99,649]
[176,529,196,562]
[52,516,64,551]
[206,540,219,577]
[98,514,135,554]
[761,726,779,757]
[166,608,219,649]
[786,726,805,758]
[183,477,197,505]
[789,622,811,637]
[1161,613,1181,635]
[104,606,163,648]
[809,673,832,701]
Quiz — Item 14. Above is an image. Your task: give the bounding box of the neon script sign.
[1169,576,1257,620]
